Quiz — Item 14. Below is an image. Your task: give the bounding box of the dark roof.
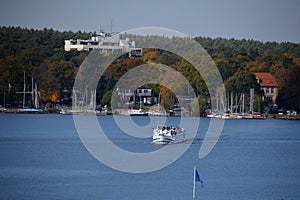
[137,86,152,89]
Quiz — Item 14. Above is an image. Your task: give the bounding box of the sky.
[0,0,299,43]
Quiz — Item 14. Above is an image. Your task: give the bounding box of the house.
[254,73,279,109]
[116,86,157,106]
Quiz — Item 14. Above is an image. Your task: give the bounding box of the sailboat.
[60,88,108,115]
[17,72,45,113]
[243,88,265,119]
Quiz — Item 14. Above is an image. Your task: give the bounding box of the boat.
[61,88,110,115]
[16,72,46,113]
[152,125,185,144]
[128,109,148,116]
[243,112,265,119]
[18,107,45,113]
[0,107,6,112]
[147,110,168,116]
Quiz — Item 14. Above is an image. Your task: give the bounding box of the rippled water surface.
[0,114,299,199]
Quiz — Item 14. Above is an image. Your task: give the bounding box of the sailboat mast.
[239,93,242,114]
[34,83,39,108]
[216,93,219,112]
[235,93,238,113]
[250,88,254,113]
[94,89,96,110]
[89,90,96,110]
[227,92,230,112]
[242,93,245,114]
[23,71,26,109]
[73,89,77,110]
[31,77,34,107]
[158,94,160,111]
[230,92,233,114]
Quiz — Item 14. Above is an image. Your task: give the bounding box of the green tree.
[277,67,300,111]
[102,91,112,106]
[225,71,260,95]
[253,96,263,113]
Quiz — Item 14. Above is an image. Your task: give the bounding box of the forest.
[0,26,299,113]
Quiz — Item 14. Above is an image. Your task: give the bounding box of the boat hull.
[152,134,174,144]
[129,113,148,116]
[18,108,47,114]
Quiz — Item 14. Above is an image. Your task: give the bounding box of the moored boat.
[147,110,168,116]
[16,72,46,114]
[128,109,148,116]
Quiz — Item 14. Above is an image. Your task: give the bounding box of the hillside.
[0,26,299,112]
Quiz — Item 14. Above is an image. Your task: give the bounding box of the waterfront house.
[254,72,279,109]
[116,86,157,107]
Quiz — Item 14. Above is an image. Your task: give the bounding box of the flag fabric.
[193,165,204,199]
[195,168,204,188]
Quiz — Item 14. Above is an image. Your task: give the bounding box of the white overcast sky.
[0,0,299,42]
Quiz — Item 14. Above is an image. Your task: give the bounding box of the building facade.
[254,72,279,109]
[116,86,157,107]
[64,32,142,56]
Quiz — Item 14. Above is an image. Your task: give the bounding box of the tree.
[214,58,235,81]
[225,71,260,95]
[102,91,112,106]
[159,85,174,110]
[277,67,300,111]
[253,96,263,113]
[1,26,299,110]
[190,95,206,116]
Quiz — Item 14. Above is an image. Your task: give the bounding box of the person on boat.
[171,128,176,136]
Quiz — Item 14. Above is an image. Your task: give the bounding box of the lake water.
[0,114,299,200]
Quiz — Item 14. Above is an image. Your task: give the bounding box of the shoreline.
[1,108,300,120]
[265,113,300,120]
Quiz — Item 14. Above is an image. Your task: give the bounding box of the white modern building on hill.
[64,32,142,57]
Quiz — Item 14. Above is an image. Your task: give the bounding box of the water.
[0,114,299,199]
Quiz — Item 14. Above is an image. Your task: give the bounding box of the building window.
[265,88,269,94]
[271,88,274,93]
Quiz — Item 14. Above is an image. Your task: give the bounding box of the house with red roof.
[254,73,279,108]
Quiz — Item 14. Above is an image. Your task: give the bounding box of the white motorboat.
[128,109,148,116]
[152,125,185,144]
[147,110,168,116]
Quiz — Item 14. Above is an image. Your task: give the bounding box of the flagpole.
[193,165,196,200]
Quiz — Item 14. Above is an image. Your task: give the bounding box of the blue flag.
[195,169,204,188]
